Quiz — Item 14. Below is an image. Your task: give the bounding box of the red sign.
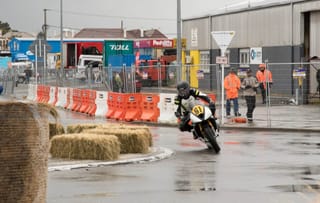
[151,40,174,48]
[134,39,174,48]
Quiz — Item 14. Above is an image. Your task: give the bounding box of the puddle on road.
[270,184,320,192]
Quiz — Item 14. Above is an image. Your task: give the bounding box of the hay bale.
[84,128,150,154]
[50,134,120,160]
[49,123,65,139]
[66,123,101,134]
[99,124,153,147]
[0,100,57,203]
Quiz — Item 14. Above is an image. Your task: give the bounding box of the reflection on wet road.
[48,112,320,203]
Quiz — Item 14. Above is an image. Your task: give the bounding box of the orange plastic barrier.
[43,86,51,103]
[79,90,90,113]
[71,89,82,112]
[140,94,160,122]
[112,93,127,120]
[124,93,142,122]
[106,92,117,119]
[86,90,97,116]
[36,85,44,102]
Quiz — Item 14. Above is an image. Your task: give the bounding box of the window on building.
[239,48,250,67]
[200,51,210,73]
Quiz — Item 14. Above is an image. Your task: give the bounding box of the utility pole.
[60,0,64,86]
[43,9,47,41]
[176,0,182,83]
[43,9,48,83]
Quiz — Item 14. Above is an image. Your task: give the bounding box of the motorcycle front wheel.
[203,127,221,153]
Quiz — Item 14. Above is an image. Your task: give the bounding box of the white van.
[76,54,103,79]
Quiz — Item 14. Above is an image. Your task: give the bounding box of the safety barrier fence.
[27,84,219,125]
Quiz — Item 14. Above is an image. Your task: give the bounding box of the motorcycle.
[176,98,221,153]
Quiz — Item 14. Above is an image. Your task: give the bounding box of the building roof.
[183,0,304,20]
[3,31,35,39]
[73,28,168,39]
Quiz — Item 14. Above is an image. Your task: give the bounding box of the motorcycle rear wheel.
[203,127,220,153]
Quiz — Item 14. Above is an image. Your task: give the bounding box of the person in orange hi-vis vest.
[224,67,241,117]
[256,63,273,104]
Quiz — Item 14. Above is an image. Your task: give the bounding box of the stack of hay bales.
[49,123,65,139]
[49,123,153,161]
[84,127,151,154]
[98,124,153,147]
[50,134,120,160]
[66,123,102,134]
[0,101,57,203]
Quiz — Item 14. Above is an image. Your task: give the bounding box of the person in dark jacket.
[241,69,260,122]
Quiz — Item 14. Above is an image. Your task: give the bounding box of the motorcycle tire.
[203,127,221,153]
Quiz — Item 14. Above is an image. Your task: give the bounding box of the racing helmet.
[177,81,190,99]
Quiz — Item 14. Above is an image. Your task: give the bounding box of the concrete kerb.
[48,147,174,172]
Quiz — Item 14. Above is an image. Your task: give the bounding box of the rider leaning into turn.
[174,81,218,138]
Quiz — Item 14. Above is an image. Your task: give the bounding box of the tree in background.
[0,21,13,35]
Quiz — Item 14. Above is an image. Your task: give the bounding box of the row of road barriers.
[27,84,201,125]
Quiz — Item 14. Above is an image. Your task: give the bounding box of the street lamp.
[59,0,64,86]
[176,0,182,83]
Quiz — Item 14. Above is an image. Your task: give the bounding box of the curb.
[48,147,174,172]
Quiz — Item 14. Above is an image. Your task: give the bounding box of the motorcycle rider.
[174,81,218,139]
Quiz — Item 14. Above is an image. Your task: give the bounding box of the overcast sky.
[0,0,245,38]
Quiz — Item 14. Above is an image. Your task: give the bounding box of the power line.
[49,9,175,22]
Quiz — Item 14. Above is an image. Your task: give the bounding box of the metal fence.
[5,61,320,129]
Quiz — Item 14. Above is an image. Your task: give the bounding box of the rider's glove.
[209,102,216,115]
[175,111,181,118]
[174,96,180,105]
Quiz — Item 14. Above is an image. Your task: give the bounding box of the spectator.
[112,72,123,93]
[241,69,260,122]
[256,63,273,104]
[224,67,241,117]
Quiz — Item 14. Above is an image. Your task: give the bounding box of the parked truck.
[56,41,103,70]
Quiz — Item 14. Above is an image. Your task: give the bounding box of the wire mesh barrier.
[8,61,320,129]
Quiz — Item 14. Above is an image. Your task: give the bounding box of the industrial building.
[182,0,320,100]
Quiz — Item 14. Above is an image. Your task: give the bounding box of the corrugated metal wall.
[211,5,292,48]
[309,11,320,93]
[182,17,210,50]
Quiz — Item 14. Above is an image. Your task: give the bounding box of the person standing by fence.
[256,63,273,104]
[241,69,259,122]
[224,67,241,117]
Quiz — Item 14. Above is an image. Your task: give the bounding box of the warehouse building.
[182,0,320,101]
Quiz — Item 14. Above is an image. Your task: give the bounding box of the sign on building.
[250,47,262,64]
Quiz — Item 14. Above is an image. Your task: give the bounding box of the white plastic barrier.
[48,86,57,105]
[27,84,37,101]
[55,87,67,108]
[158,93,177,124]
[95,91,108,117]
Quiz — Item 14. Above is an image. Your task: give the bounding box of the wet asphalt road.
[48,111,320,203]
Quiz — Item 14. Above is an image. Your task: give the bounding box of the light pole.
[59,0,64,86]
[176,0,182,83]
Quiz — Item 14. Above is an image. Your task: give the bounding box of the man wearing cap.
[256,63,273,104]
[224,67,241,117]
[241,69,259,122]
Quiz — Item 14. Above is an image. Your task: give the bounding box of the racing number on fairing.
[192,105,204,116]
